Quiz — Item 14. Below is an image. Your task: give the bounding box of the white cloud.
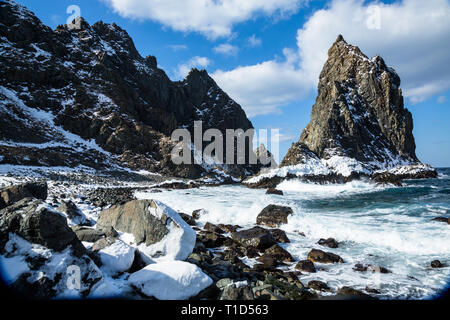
[247,35,262,47]
[437,96,447,104]
[175,56,211,79]
[213,43,239,57]
[168,44,188,51]
[102,0,304,39]
[213,0,450,117]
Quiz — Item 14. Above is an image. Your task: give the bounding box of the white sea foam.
[136,181,450,299]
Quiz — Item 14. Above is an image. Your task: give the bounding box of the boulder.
[0,181,47,207]
[337,287,376,300]
[129,261,213,300]
[269,229,290,243]
[58,200,91,225]
[97,199,196,261]
[192,209,206,220]
[217,224,241,233]
[295,260,316,273]
[91,237,135,275]
[0,198,85,257]
[317,238,339,248]
[307,249,343,264]
[72,226,106,243]
[197,231,229,248]
[431,260,442,268]
[431,217,449,224]
[203,222,225,234]
[256,205,293,228]
[266,188,283,196]
[308,280,331,292]
[231,226,276,251]
[263,244,294,263]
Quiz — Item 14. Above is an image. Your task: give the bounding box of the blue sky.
[16,0,450,167]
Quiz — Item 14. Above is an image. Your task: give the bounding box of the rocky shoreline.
[1,173,447,300]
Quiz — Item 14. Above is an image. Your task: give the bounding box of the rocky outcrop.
[245,35,437,187]
[0,181,47,208]
[0,0,258,180]
[256,205,293,228]
[97,199,196,261]
[0,198,86,257]
[307,249,343,264]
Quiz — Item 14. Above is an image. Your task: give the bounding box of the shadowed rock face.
[0,0,256,178]
[283,35,418,167]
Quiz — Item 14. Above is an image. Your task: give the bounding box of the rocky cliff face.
[0,0,256,179]
[283,35,417,168]
[246,36,436,187]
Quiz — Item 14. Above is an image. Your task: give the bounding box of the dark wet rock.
[431,217,449,224]
[266,188,283,196]
[255,255,284,269]
[0,198,86,256]
[0,181,47,207]
[240,245,260,259]
[307,249,343,264]
[365,287,381,294]
[203,222,225,234]
[263,244,294,263]
[97,199,170,246]
[295,260,316,273]
[371,172,403,186]
[353,263,390,273]
[256,205,293,228]
[190,283,221,300]
[197,232,230,248]
[317,238,339,248]
[431,260,442,268]
[219,284,255,300]
[263,275,314,300]
[232,226,276,251]
[337,287,376,300]
[217,224,241,233]
[178,212,196,226]
[308,280,331,292]
[269,229,290,243]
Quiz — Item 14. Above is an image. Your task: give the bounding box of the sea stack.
[246,35,437,187]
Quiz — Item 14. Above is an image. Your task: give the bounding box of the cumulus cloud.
[213,0,450,117]
[175,56,211,79]
[213,43,239,57]
[102,0,304,39]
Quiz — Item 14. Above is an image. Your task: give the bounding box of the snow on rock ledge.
[97,199,196,262]
[128,260,213,300]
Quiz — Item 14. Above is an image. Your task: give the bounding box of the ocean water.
[135,168,450,299]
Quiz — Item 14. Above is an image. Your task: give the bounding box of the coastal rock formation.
[245,36,437,187]
[0,0,257,180]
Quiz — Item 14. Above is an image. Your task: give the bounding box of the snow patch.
[128,261,212,300]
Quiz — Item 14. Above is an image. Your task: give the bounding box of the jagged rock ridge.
[0,0,256,179]
[246,35,436,186]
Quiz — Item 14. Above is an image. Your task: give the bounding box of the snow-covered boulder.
[0,234,102,299]
[128,261,213,300]
[97,200,196,261]
[94,238,135,275]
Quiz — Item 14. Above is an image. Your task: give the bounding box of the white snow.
[128,261,213,300]
[98,239,135,275]
[135,200,196,262]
